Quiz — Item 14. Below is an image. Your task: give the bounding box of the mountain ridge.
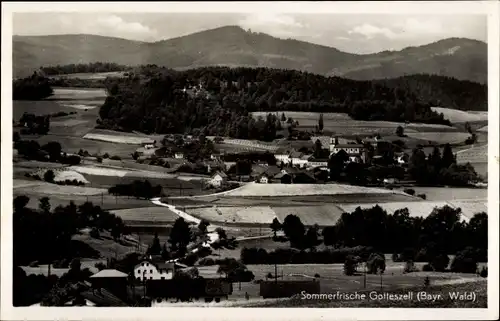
[13,25,487,83]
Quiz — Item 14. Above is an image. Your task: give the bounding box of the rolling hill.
[13,26,487,83]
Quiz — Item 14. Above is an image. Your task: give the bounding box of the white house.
[274,150,291,165]
[174,152,184,159]
[209,171,228,187]
[290,151,305,167]
[134,260,176,281]
[330,137,366,163]
[257,174,270,184]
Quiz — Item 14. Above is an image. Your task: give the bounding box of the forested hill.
[13,27,487,83]
[375,74,487,111]
[97,66,451,140]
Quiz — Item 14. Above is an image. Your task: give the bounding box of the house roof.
[334,144,364,149]
[80,288,127,307]
[274,147,289,154]
[213,171,228,178]
[90,269,128,278]
[300,154,313,160]
[265,165,281,177]
[290,151,303,158]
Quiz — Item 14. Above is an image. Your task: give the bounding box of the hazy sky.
[13,13,487,54]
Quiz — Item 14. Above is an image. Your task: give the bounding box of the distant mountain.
[13,26,487,83]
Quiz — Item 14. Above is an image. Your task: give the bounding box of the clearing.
[13,179,107,196]
[431,107,488,123]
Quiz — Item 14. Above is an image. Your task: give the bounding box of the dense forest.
[40,62,131,75]
[97,66,451,139]
[377,74,487,111]
[13,72,53,100]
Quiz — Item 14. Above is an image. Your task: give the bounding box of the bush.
[110,155,121,161]
[417,194,427,200]
[422,264,433,272]
[96,157,103,163]
[404,260,417,273]
[404,188,415,196]
[198,258,215,266]
[366,253,386,274]
[479,266,487,278]
[44,170,55,183]
[430,254,450,272]
[391,253,400,262]
[94,262,106,271]
[89,227,100,238]
[450,248,478,273]
[314,273,320,278]
[424,276,430,287]
[103,153,110,159]
[343,255,358,276]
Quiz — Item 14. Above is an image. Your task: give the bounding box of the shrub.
[430,254,450,272]
[314,273,320,278]
[110,155,121,161]
[404,260,417,273]
[424,276,430,287]
[404,188,415,196]
[96,157,103,163]
[44,170,55,183]
[366,253,386,274]
[266,272,273,279]
[479,266,487,278]
[417,194,427,200]
[90,227,100,238]
[343,255,358,276]
[450,248,478,273]
[392,253,400,262]
[103,153,110,159]
[422,264,433,272]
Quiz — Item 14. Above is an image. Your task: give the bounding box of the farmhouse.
[307,156,329,169]
[134,260,178,281]
[90,269,128,300]
[209,171,228,187]
[274,148,291,164]
[330,137,366,163]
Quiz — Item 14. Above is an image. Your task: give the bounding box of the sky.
[13,12,487,54]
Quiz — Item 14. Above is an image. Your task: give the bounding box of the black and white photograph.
[1,1,499,320]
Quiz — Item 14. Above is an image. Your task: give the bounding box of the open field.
[189,206,278,225]
[221,182,410,197]
[273,205,345,226]
[408,187,487,201]
[110,207,181,225]
[405,131,471,145]
[456,144,488,164]
[48,71,127,80]
[47,87,107,101]
[14,190,152,211]
[251,111,459,135]
[431,107,488,123]
[83,132,157,145]
[14,179,107,196]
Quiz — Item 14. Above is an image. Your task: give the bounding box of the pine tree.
[318,113,324,132]
[441,144,456,169]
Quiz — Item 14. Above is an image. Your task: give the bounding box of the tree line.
[13,196,126,266]
[108,180,163,199]
[13,72,53,100]
[376,74,487,112]
[40,62,131,75]
[96,66,452,139]
[261,205,487,270]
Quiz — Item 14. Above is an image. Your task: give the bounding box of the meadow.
[430,107,488,123]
